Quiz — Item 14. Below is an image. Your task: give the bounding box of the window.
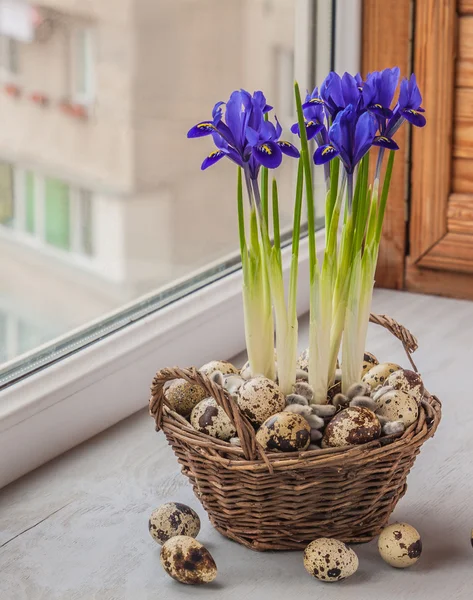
[70,26,94,104]
[0,166,95,257]
[0,0,361,488]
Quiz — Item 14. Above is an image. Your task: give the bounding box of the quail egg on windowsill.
[378,522,422,568]
[304,538,359,582]
[160,535,217,584]
[149,502,200,545]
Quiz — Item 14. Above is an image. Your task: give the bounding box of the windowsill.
[0,289,467,597]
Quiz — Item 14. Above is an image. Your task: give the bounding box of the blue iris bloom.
[314,104,378,174]
[187,89,299,179]
[306,72,360,119]
[292,88,325,140]
[386,74,426,134]
[362,67,400,119]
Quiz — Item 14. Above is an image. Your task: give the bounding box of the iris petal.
[201,150,226,170]
[302,98,324,111]
[187,121,216,138]
[368,104,393,119]
[277,141,300,158]
[402,108,426,127]
[314,144,339,165]
[306,120,324,140]
[253,141,283,169]
[291,122,300,136]
[373,135,399,150]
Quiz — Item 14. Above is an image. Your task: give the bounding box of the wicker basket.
[149,313,441,551]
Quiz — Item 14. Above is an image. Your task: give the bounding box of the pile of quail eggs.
[148,500,423,585]
[164,351,425,454]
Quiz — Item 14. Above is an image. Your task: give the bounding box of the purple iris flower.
[314,104,378,174]
[362,67,400,119]
[187,89,299,179]
[386,74,426,134]
[292,88,325,140]
[305,72,360,119]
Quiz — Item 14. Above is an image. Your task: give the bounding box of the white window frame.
[69,25,95,106]
[0,0,360,489]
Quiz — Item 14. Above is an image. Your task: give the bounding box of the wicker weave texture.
[149,314,441,551]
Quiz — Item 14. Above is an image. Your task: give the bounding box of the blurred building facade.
[0,0,301,362]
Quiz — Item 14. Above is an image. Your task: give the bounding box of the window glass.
[0,0,337,386]
[44,178,70,250]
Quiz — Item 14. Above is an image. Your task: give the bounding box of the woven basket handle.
[149,366,263,462]
[369,313,419,371]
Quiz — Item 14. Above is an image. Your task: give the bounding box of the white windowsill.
[0,230,325,488]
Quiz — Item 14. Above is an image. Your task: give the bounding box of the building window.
[71,27,94,105]
[0,165,95,258]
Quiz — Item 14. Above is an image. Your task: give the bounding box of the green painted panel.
[45,178,70,250]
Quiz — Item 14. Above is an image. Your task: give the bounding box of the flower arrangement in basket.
[149,69,441,562]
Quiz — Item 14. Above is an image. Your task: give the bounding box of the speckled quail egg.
[256,412,311,452]
[375,388,419,427]
[199,360,238,376]
[323,406,381,448]
[378,523,422,568]
[190,398,236,440]
[160,535,217,584]
[149,503,200,545]
[361,362,402,391]
[385,369,425,402]
[165,379,207,417]
[303,538,359,582]
[237,376,285,426]
[361,351,380,377]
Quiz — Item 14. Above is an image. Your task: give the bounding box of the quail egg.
[361,362,402,391]
[237,376,285,426]
[190,397,236,440]
[303,538,359,582]
[375,389,419,427]
[385,369,425,402]
[160,535,217,584]
[361,351,380,377]
[323,406,381,448]
[165,379,207,417]
[256,412,311,452]
[199,360,238,376]
[149,502,200,545]
[378,522,422,568]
